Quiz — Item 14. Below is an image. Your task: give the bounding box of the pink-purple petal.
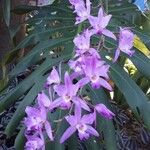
[50,97,63,109]
[113,48,121,62]
[78,98,91,111]
[60,126,77,143]
[99,78,112,91]
[45,121,53,141]
[78,132,89,140]
[100,15,112,28]
[102,29,116,40]
[74,102,82,120]
[25,106,39,117]
[65,115,77,126]
[77,77,90,88]
[81,113,95,124]
[88,16,98,27]
[98,7,104,20]
[54,85,66,96]
[47,67,60,85]
[86,125,99,137]
[37,92,51,108]
[95,104,115,119]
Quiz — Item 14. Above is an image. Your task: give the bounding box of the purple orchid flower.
[73,29,99,57]
[89,7,116,40]
[46,67,60,86]
[74,0,91,24]
[79,55,112,90]
[25,135,45,150]
[74,29,91,53]
[60,106,98,143]
[24,106,53,141]
[69,0,91,24]
[95,104,115,119]
[114,28,135,62]
[52,72,90,111]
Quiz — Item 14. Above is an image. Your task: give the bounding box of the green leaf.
[15,26,75,50]
[0,76,9,92]
[2,0,11,26]
[84,137,103,150]
[14,127,26,150]
[10,37,74,78]
[109,2,136,14]
[12,5,38,14]
[67,134,78,150]
[130,50,150,79]
[106,59,150,129]
[27,16,74,25]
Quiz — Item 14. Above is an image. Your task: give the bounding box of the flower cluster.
[24,0,135,149]
[24,92,54,150]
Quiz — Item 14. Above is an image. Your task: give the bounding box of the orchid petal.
[123,49,135,57]
[77,77,90,88]
[70,72,81,80]
[102,29,116,40]
[77,97,90,111]
[99,78,112,91]
[25,106,39,117]
[98,7,104,21]
[113,48,120,62]
[100,15,112,28]
[88,16,98,27]
[60,126,76,143]
[87,125,99,137]
[65,115,77,126]
[95,104,115,119]
[74,102,82,120]
[96,65,110,79]
[64,72,73,93]
[54,85,66,96]
[37,92,51,108]
[60,101,72,109]
[47,67,60,85]
[50,97,63,109]
[81,113,95,124]
[45,121,53,141]
[86,0,91,14]
[78,132,89,140]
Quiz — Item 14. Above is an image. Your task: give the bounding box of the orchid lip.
[90,75,99,82]
[63,95,72,102]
